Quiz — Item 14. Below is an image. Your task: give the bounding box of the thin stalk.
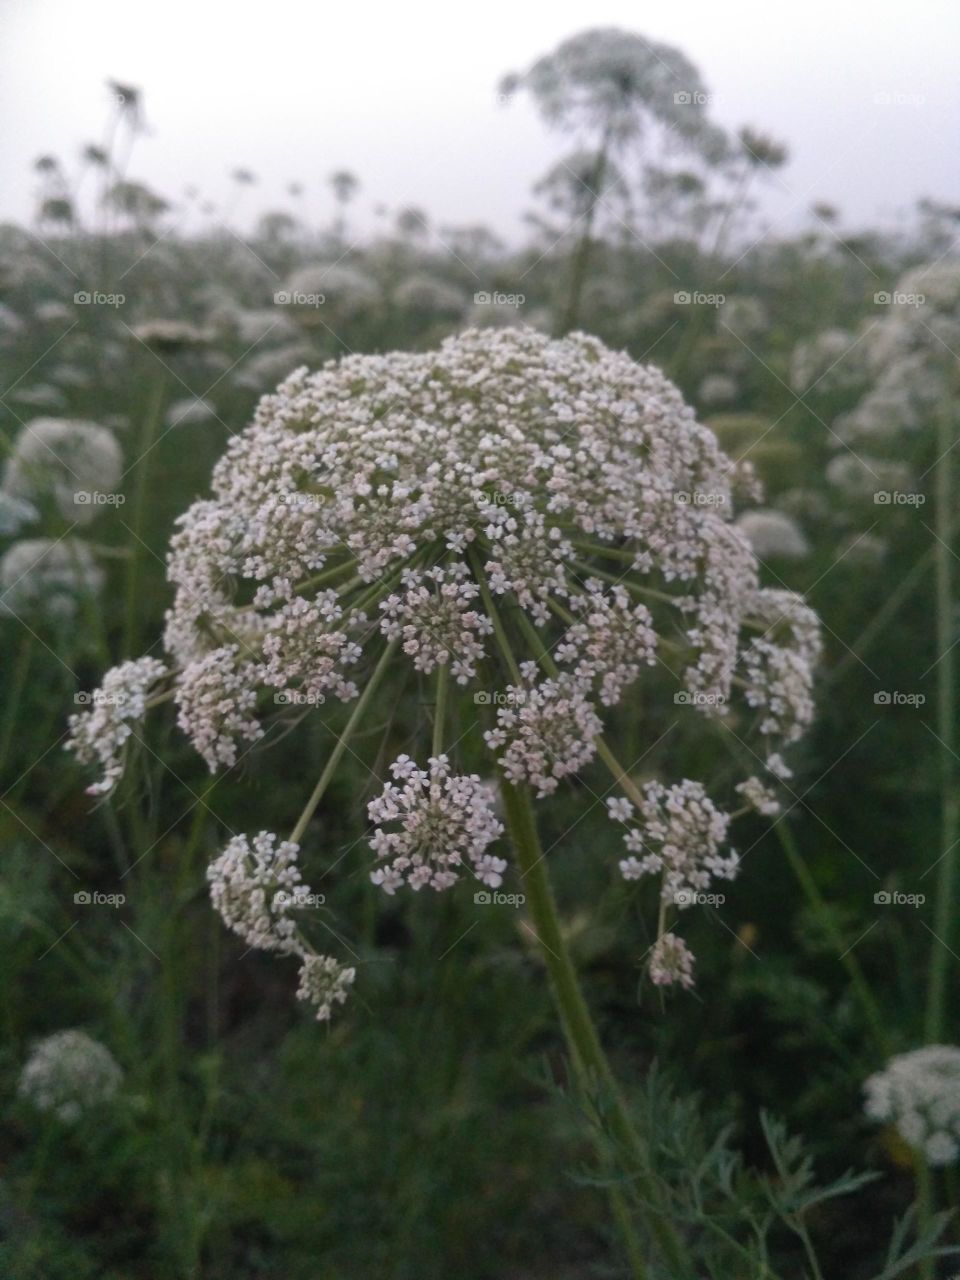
[924,387,958,1044]
[124,371,168,655]
[468,547,522,683]
[559,126,613,335]
[432,662,448,757]
[288,638,399,844]
[474,571,687,1273]
[0,634,32,779]
[774,822,890,1056]
[500,779,687,1276]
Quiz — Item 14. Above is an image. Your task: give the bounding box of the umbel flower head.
[67,327,820,1013]
[18,1029,123,1123]
[864,1045,960,1166]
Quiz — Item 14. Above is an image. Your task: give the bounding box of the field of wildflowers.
[1,25,959,1280]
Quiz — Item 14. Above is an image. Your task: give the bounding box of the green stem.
[500,780,688,1276]
[474,569,685,1271]
[774,822,890,1057]
[925,389,958,1044]
[124,371,168,655]
[468,547,522,683]
[288,638,399,844]
[0,634,32,780]
[917,1159,934,1280]
[432,662,448,757]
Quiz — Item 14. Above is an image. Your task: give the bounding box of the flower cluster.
[2,416,122,522]
[379,563,491,683]
[65,656,169,795]
[1,537,105,621]
[648,933,695,990]
[207,832,355,1020]
[611,780,737,903]
[369,755,505,894]
[485,669,603,798]
[864,1045,960,1166]
[18,1029,123,1123]
[66,327,821,1011]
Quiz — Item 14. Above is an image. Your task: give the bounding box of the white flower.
[3,417,122,522]
[207,831,310,955]
[735,776,781,816]
[65,657,169,795]
[864,1046,960,1166]
[68,327,822,1014]
[614,778,736,904]
[648,932,695,989]
[296,954,356,1021]
[736,510,810,561]
[1,537,104,620]
[369,755,505,893]
[484,673,602,798]
[0,491,38,535]
[18,1029,123,1123]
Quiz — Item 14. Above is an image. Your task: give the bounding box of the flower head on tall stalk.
[67,327,820,1015]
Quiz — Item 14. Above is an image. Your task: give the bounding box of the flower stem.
[925,385,958,1044]
[432,662,448,757]
[499,778,688,1277]
[288,637,399,844]
[124,370,167,655]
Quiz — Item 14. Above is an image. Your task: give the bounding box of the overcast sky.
[1,0,957,242]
